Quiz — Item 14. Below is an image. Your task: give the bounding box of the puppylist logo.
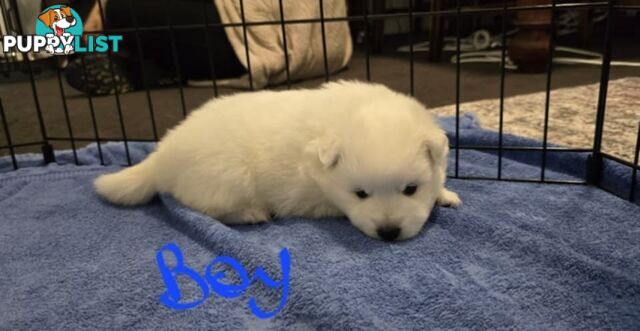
[2,5,122,55]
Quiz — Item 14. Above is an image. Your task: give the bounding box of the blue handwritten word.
[156,243,290,319]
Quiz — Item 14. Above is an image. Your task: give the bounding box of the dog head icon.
[38,6,76,37]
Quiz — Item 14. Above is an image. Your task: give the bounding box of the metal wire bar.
[0,0,11,76]
[55,70,78,165]
[79,56,105,165]
[127,0,159,140]
[630,122,640,201]
[0,141,45,150]
[497,0,508,179]
[239,0,254,90]
[0,54,8,77]
[451,176,587,185]
[164,0,187,116]
[39,140,590,153]
[81,2,612,35]
[48,137,157,143]
[452,145,591,152]
[319,0,330,82]
[589,0,615,185]
[454,0,461,178]
[96,0,131,165]
[592,1,615,151]
[201,0,220,97]
[363,0,371,81]
[408,0,415,96]
[0,98,18,169]
[0,1,8,32]
[278,0,292,88]
[613,4,640,9]
[541,0,557,181]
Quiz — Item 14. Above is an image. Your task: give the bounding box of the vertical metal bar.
[0,52,5,77]
[0,98,18,170]
[0,0,10,75]
[9,0,55,164]
[163,0,187,116]
[239,0,254,90]
[318,0,330,82]
[0,0,14,76]
[0,0,8,33]
[278,0,292,89]
[0,54,6,76]
[497,0,508,180]
[363,0,371,81]
[454,0,461,178]
[80,56,104,165]
[127,1,159,140]
[427,0,443,62]
[4,52,16,77]
[201,0,220,97]
[56,70,78,165]
[541,0,557,182]
[96,0,131,165]
[408,0,415,96]
[629,122,640,202]
[589,0,615,185]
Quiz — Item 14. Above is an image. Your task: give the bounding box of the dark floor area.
[1,37,639,156]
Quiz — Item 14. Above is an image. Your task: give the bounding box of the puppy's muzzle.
[66,17,75,24]
[377,226,401,241]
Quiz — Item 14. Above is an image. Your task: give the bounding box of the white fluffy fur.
[94,81,461,241]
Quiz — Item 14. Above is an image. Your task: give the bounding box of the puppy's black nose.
[377,226,400,241]
[66,17,75,23]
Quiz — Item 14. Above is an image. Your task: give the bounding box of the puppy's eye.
[402,185,418,196]
[354,190,369,199]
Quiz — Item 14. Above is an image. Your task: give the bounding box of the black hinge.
[42,143,56,164]
[586,154,603,186]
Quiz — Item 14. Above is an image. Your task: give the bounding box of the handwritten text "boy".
[156,243,290,319]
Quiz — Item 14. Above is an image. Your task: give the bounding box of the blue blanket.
[1,115,639,329]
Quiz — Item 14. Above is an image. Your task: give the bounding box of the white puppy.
[94,81,461,241]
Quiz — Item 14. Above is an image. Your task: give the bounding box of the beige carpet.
[431,77,640,162]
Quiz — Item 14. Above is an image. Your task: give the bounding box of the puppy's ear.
[423,129,449,165]
[60,6,72,17]
[306,134,341,169]
[39,10,54,27]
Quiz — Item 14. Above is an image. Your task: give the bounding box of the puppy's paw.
[437,188,461,208]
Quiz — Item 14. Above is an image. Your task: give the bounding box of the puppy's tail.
[94,156,157,206]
